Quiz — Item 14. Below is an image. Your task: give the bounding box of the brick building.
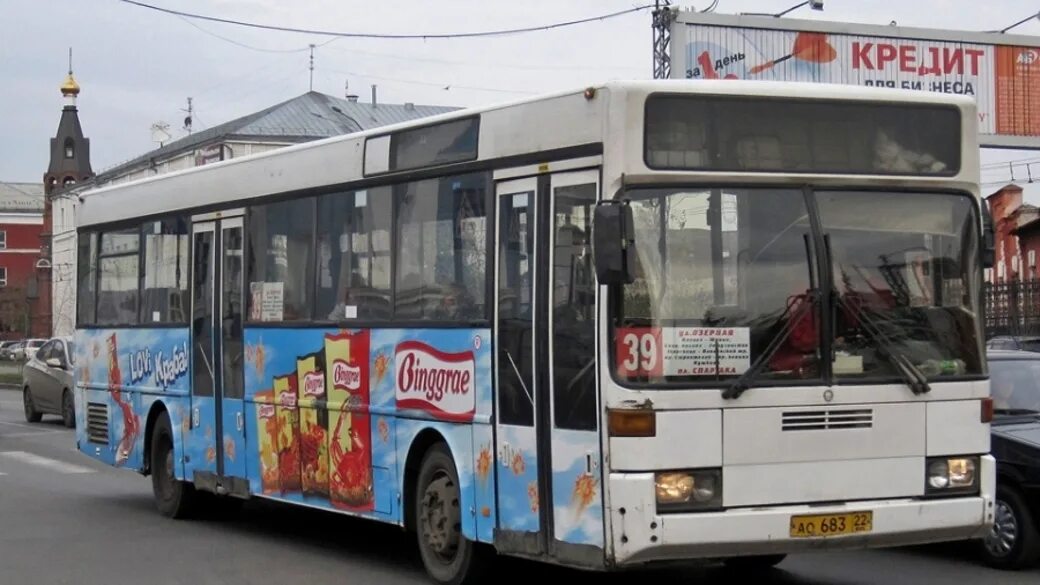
[0,181,45,338]
[985,183,1039,283]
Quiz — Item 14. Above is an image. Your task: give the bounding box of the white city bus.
[73,79,995,584]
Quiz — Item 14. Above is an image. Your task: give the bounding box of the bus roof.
[77,79,976,229]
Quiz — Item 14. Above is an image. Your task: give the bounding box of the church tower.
[38,53,93,337]
[45,54,93,193]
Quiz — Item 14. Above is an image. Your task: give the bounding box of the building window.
[0,231,6,249]
[0,267,6,287]
[64,138,74,159]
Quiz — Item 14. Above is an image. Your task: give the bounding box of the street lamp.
[996,11,1040,33]
[744,1,823,18]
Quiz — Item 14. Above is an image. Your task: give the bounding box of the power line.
[319,66,534,95]
[175,15,310,53]
[119,0,654,40]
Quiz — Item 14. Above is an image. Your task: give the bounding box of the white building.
[51,91,458,336]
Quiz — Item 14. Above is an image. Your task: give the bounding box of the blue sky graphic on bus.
[551,429,604,548]
[496,425,540,534]
[73,328,192,472]
[241,327,493,533]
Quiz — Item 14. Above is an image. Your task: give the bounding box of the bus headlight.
[925,456,978,495]
[655,469,722,512]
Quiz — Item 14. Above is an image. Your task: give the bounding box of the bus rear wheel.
[415,443,487,585]
[150,412,197,519]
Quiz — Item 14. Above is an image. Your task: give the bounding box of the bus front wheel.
[150,412,197,519]
[415,443,488,585]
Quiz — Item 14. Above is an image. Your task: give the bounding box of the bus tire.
[150,412,197,519]
[414,442,487,585]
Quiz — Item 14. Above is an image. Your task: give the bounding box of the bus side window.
[315,188,392,322]
[394,173,488,322]
[247,198,316,322]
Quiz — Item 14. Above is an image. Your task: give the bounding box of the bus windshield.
[612,187,983,387]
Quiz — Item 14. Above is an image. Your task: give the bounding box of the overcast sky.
[3,0,1040,199]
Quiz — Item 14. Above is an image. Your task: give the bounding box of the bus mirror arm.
[593,200,636,285]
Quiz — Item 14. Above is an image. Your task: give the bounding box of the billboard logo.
[1017,50,1040,66]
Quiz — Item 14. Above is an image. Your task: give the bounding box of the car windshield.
[988,358,1040,413]
[612,187,983,386]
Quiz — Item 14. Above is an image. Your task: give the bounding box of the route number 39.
[616,327,663,378]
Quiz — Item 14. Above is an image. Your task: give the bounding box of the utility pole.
[309,44,316,91]
[182,97,194,134]
[652,1,674,79]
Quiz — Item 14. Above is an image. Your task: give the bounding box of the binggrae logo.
[153,342,189,390]
[331,359,361,391]
[395,340,475,420]
[302,371,325,397]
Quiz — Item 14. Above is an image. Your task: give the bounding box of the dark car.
[987,336,1040,353]
[981,349,1040,570]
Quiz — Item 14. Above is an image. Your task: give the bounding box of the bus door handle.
[192,407,200,428]
[585,452,597,473]
[236,411,243,432]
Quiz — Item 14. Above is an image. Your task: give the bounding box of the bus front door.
[187,213,247,496]
[493,167,603,564]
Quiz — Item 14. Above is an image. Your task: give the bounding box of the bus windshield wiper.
[723,289,819,400]
[834,292,931,395]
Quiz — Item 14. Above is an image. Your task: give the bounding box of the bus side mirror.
[593,201,636,285]
[981,204,995,269]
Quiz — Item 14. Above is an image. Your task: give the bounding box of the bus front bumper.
[608,456,995,566]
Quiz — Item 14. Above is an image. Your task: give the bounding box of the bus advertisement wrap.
[669,12,1040,147]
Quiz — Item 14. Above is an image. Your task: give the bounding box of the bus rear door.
[186,212,248,496]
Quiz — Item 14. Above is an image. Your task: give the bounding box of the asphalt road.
[0,386,1037,585]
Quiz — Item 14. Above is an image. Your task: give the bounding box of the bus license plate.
[789,511,872,538]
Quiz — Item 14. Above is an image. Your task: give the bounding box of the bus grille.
[86,402,109,444]
[781,408,873,431]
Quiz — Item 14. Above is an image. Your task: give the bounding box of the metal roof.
[95,91,459,182]
[0,181,44,213]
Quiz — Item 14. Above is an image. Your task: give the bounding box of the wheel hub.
[984,500,1018,557]
[158,445,176,500]
[421,474,460,560]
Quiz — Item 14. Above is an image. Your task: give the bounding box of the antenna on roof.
[345,79,358,102]
[309,44,316,92]
[151,121,171,147]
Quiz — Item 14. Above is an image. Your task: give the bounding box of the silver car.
[22,336,75,427]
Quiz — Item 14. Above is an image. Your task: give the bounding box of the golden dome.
[61,72,80,96]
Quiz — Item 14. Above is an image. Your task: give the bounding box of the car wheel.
[61,390,75,428]
[23,387,41,423]
[150,412,197,519]
[415,443,488,585]
[980,484,1040,570]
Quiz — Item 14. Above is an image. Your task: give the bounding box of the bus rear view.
[595,82,995,568]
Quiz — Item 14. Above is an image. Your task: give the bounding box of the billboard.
[669,11,1040,148]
